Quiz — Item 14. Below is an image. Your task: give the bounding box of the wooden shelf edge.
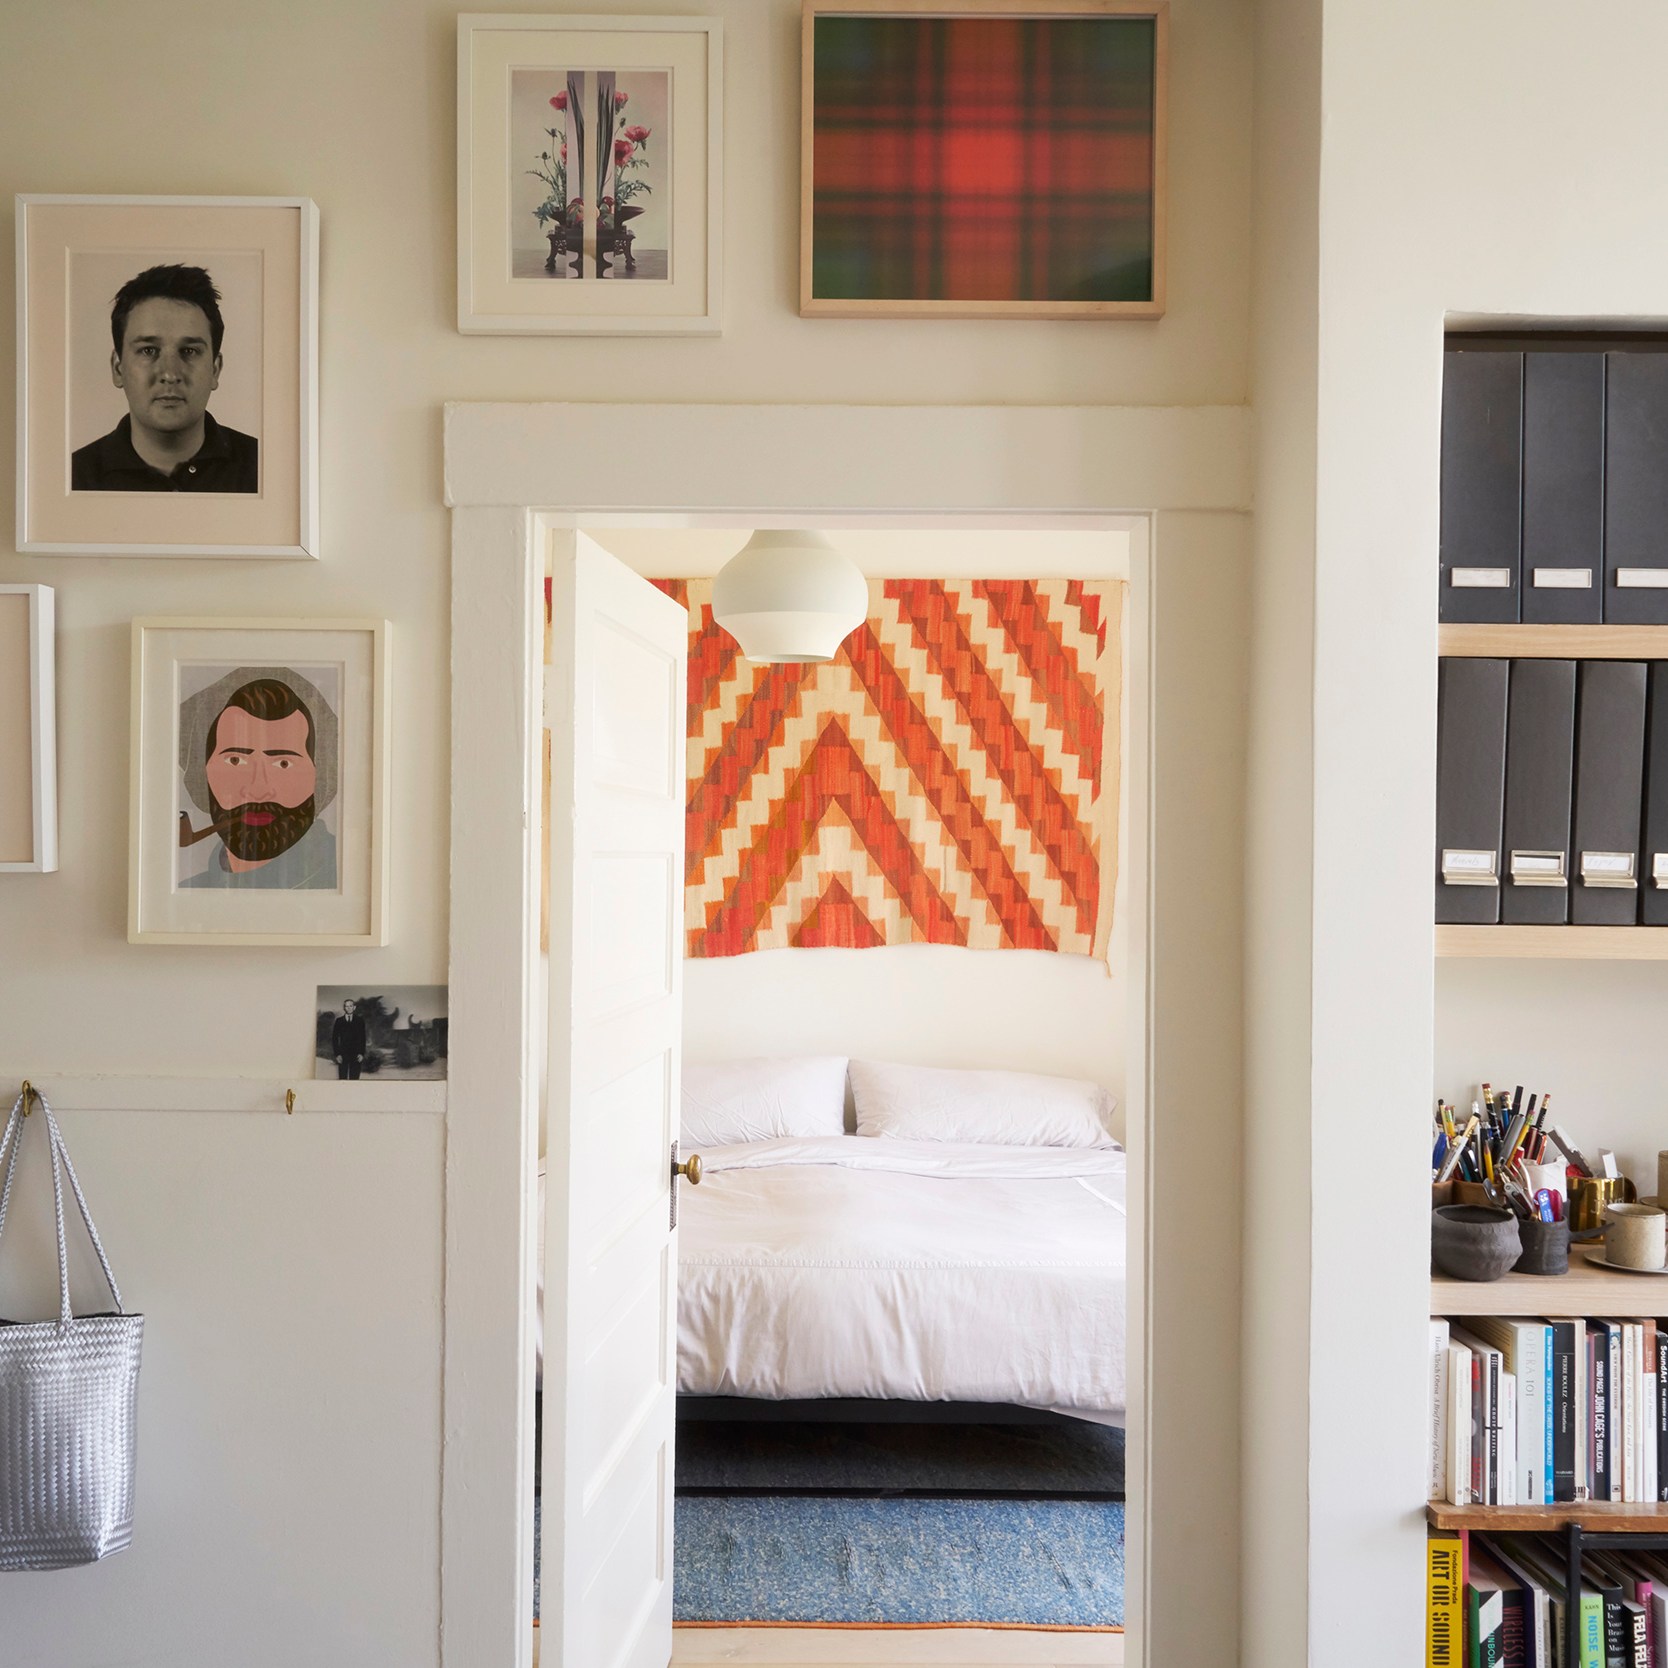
[1428,1501,1668,1532]
[1436,924,1668,960]
[1441,623,1668,659]
[1434,1261,1668,1318]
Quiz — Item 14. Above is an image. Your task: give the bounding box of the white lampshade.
[711,530,869,664]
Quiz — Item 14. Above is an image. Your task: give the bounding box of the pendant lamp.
[711,530,869,664]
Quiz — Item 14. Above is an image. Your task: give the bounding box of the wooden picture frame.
[800,0,1167,320]
[457,13,724,335]
[129,618,390,945]
[0,584,57,874]
[15,195,320,557]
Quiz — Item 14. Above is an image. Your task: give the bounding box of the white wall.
[591,527,1132,1124]
[0,0,1250,1661]
[1243,0,1319,1663]
[1274,5,1668,1664]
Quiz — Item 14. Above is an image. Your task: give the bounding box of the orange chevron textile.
[656,577,1122,961]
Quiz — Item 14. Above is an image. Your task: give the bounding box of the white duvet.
[676,1136,1128,1425]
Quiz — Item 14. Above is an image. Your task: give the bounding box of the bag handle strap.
[0,1090,124,1324]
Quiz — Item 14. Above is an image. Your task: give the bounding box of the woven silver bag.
[0,1088,143,1571]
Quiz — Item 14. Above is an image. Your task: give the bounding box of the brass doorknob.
[673,1152,703,1186]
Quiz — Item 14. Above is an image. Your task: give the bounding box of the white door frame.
[445,402,1251,1668]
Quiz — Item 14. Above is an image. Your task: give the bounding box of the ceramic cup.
[1604,1201,1668,1270]
[1512,1216,1570,1277]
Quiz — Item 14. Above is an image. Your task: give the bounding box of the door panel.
[543,533,687,1668]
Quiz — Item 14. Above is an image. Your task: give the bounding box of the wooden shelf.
[1436,924,1668,959]
[1440,623,1668,659]
[1434,1258,1668,1318]
[1428,1501,1668,1532]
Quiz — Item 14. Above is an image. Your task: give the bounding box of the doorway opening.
[533,518,1146,1662]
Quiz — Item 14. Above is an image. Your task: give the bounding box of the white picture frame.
[15,194,320,558]
[0,584,58,874]
[457,14,723,335]
[129,618,390,946]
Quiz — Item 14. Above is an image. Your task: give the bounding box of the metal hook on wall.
[285,1089,296,1116]
[19,1079,35,1117]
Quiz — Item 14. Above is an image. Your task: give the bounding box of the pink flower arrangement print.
[549,92,568,111]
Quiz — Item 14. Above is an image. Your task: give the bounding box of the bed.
[677,1134,1128,1425]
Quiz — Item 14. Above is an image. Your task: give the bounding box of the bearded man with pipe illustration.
[177,668,338,890]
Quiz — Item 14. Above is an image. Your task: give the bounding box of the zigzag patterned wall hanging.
[655,577,1122,961]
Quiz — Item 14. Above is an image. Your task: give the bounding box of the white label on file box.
[1581,851,1638,888]
[1510,850,1567,886]
[1654,853,1668,890]
[1617,568,1668,589]
[1450,567,1513,589]
[1442,849,1499,885]
[1531,568,1593,589]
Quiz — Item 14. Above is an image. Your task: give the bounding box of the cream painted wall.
[1292,5,1668,1664]
[590,527,1132,1126]
[0,1,1250,1663]
[1243,0,1319,1664]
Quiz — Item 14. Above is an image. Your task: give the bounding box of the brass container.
[1569,1174,1638,1234]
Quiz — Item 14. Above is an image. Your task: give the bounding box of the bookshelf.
[1433,1263,1668,1319]
[1428,1501,1668,1533]
[1436,924,1668,959]
[1440,624,1668,661]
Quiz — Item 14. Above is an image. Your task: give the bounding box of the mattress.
[677,1135,1127,1424]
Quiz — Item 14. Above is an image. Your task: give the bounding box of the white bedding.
[676,1136,1127,1424]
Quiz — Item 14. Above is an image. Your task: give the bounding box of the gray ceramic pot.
[1511,1215,1570,1277]
[1431,1204,1522,1282]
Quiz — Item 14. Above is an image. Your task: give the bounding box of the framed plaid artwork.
[800,0,1166,320]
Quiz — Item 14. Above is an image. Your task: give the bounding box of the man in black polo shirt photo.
[70,263,258,493]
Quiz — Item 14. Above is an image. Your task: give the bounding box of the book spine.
[1583,1590,1605,1668]
[1429,1534,1464,1668]
[1577,1319,1589,1502]
[1658,1331,1668,1502]
[1555,1321,1577,1503]
[1627,1325,1640,1504]
[1596,1335,1612,1504]
[1626,1598,1648,1668]
[1544,1321,1556,1507]
[1613,1326,1625,1503]
[1433,1320,1452,1502]
[1502,1370,1518,1508]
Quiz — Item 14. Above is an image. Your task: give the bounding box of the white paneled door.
[542,535,688,1668]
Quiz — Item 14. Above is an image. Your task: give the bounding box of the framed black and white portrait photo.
[16,195,319,557]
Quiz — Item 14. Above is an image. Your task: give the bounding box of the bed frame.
[676,1394,1088,1429]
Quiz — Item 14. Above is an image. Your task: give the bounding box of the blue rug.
[672,1494,1125,1627]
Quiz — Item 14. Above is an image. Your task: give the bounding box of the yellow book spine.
[1428,1532,1464,1668]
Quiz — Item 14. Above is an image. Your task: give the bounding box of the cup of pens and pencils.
[1432,1084,1574,1279]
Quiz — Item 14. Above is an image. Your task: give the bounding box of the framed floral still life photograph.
[457,14,723,335]
[801,0,1167,320]
[129,619,389,946]
[16,195,320,556]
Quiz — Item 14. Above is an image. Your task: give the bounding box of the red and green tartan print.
[810,14,1157,304]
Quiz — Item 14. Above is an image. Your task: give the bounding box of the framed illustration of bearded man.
[129,618,389,945]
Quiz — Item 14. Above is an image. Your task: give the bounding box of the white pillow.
[849,1059,1118,1149]
[681,1056,849,1148]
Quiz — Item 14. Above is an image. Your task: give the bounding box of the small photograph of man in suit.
[315,987,450,1082]
[331,999,368,1081]
[71,262,259,493]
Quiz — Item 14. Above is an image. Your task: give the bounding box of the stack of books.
[1432,1317,1668,1507]
[1429,1528,1665,1667]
